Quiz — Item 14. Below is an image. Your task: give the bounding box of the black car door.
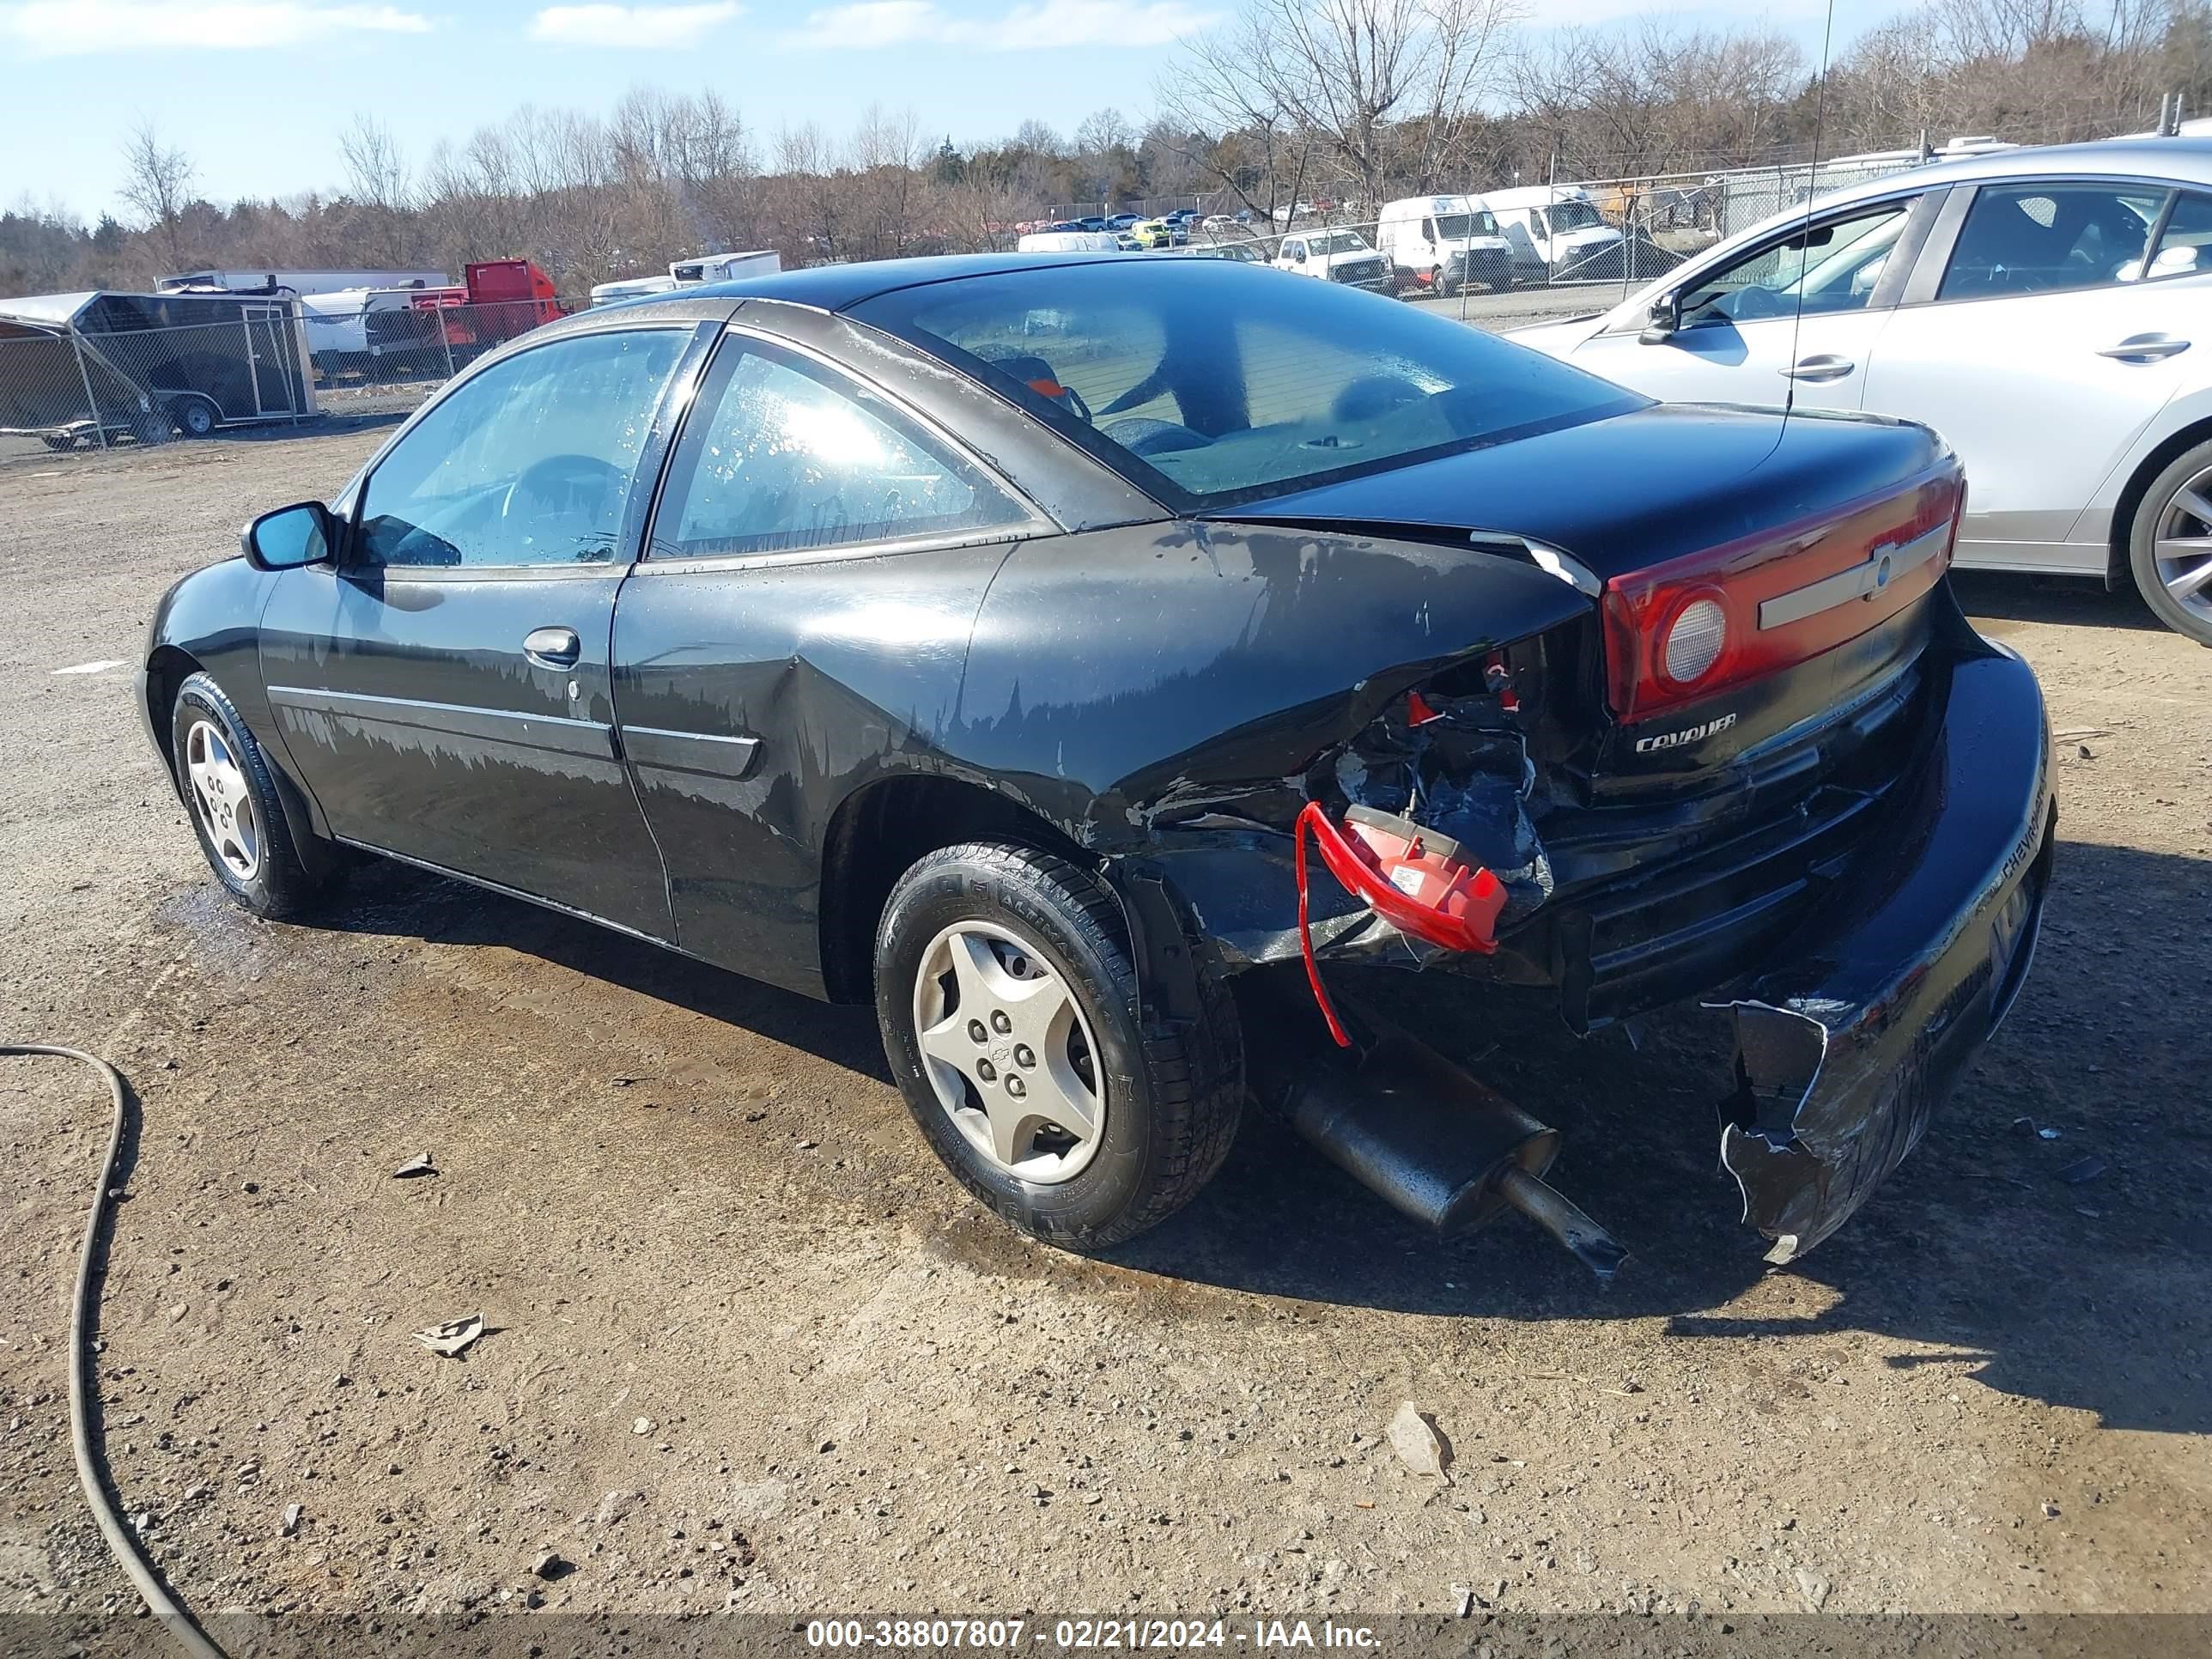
[608,327,1056,993]
[257,322,700,938]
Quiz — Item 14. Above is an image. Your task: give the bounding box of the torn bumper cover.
[1714,641,2054,1263]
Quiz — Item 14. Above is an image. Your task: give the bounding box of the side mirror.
[1638,292,1681,343]
[241,501,334,571]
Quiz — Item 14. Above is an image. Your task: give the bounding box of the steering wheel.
[1102,416,1210,457]
[501,453,627,524]
[1726,284,1788,321]
[1331,374,1426,423]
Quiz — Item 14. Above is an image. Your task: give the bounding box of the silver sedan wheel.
[911,921,1107,1185]
[2152,467,2212,625]
[183,719,260,881]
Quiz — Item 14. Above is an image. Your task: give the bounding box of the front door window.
[356,328,686,568]
[1680,202,1911,328]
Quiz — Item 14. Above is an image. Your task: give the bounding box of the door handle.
[2099,333,2190,362]
[1781,354,1855,382]
[523,626,580,670]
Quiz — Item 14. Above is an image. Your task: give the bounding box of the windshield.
[1433,211,1498,240]
[1310,230,1372,254]
[1541,200,1604,234]
[854,261,1643,510]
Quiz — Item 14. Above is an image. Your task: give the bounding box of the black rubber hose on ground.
[2,1044,227,1659]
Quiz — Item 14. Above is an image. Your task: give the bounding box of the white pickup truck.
[1271,228,1396,294]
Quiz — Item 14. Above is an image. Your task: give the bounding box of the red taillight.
[1600,462,1965,723]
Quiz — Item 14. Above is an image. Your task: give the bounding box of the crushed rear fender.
[1713,635,2054,1261]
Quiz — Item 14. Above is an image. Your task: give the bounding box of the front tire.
[169,672,335,920]
[874,842,1243,1250]
[2130,441,2212,645]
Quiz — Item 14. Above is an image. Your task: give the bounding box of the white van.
[669,251,782,285]
[1482,186,1625,280]
[1016,230,1123,253]
[1375,195,1515,294]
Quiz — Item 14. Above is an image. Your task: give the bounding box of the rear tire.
[874,842,1243,1250]
[2128,440,2212,646]
[169,672,337,921]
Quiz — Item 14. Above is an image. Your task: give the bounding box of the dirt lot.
[2,417,2209,1645]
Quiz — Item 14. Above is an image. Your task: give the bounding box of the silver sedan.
[1513,136,2212,645]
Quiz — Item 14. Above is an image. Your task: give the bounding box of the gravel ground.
[1,421,2209,1644]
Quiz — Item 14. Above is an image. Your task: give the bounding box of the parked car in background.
[1201,214,1240,234]
[1181,241,1267,264]
[1512,137,2212,645]
[1273,228,1395,293]
[1107,213,1141,231]
[1077,216,1108,234]
[1130,219,1175,250]
[1376,195,1516,295]
[1486,185,1626,281]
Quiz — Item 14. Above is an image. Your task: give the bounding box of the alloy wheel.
[2152,465,2212,627]
[910,921,1106,1184]
[184,720,260,880]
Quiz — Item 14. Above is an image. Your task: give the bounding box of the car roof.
[1702,135,2212,269]
[637,251,1135,314]
[1826,133,2212,193]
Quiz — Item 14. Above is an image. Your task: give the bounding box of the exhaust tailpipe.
[1242,982,1628,1280]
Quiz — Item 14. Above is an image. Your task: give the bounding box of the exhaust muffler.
[1241,981,1628,1279]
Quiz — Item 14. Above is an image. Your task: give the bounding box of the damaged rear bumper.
[1124,625,2053,1266]
[1713,637,2053,1261]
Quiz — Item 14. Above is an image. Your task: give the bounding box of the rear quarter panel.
[954,520,1592,847]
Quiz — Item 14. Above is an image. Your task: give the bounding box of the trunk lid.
[1218,401,1963,789]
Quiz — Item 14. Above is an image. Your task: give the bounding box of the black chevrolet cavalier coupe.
[141,255,2053,1267]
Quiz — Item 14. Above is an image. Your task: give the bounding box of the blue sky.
[0,0,1899,222]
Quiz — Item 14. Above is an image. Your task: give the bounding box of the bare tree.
[1160,0,1520,220]
[119,119,195,271]
[340,113,410,213]
[1154,17,1316,226]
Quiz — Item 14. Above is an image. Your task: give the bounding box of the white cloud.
[530,3,742,47]
[787,0,1218,52]
[0,1,429,53]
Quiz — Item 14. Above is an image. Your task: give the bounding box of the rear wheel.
[2129,441,2212,645]
[170,672,337,920]
[874,842,1243,1250]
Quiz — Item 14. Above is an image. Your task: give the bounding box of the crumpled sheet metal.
[1715,994,1950,1264]
[1711,641,2055,1264]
